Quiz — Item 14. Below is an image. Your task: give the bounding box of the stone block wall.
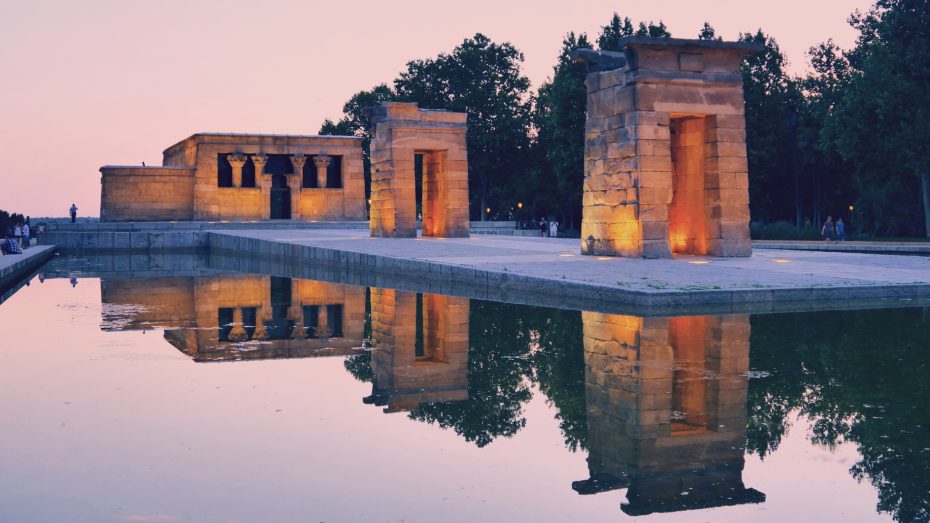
[576,38,757,258]
[100,166,195,221]
[101,133,366,222]
[162,133,366,222]
[369,102,469,238]
[368,288,469,412]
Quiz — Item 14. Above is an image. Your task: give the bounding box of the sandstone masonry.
[369,102,470,238]
[573,38,761,258]
[100,133,366,222]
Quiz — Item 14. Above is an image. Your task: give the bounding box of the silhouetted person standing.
[821,216,835,242]
[70,203,78,223]
[835,218,846,242]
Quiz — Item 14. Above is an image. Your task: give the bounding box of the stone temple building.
[573,38,761,258]
[100,133,366,222]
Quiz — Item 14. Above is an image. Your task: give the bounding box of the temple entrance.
[668,116,707,255]
[270,174,291,219]
[415,151,448,237]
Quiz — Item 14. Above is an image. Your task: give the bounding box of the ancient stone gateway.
[368,102,470,238]
[573,38,761,258]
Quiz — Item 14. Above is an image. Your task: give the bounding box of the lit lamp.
[848,204,854,212]
[486,207,491,214]
[517,201,523,209]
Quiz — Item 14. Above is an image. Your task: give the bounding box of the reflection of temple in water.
[100,275,366,361]
[363,289,469,413]
[574,312,765,515]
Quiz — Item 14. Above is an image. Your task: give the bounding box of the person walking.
[835,218,846,242]
[549,218,559,238]
[821,216,835,242]
[21,222,30,249]
[70,203,78,223]
[539,217,548,238]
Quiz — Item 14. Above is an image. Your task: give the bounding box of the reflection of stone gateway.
[573,38,761,258]
[575,312,765,515]
[364,289,470,412]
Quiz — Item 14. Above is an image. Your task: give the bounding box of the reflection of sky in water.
[0,271,926,522]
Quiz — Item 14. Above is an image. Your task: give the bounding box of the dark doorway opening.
[270,173,291,219]
[265,277,293,339]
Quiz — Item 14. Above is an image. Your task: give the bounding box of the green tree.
[533,32,592,228]
[739,30,801,224]
[698,22,722,41]
[319,84,396,199]
[825,0,930,236]
[597,13,670,51]
[393,34,533,220]
[795,40,856,229]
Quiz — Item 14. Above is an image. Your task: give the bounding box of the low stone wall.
[0,245,57,303]
[100,166,195,221]
[206,232,930,316]
[38,220,370,253]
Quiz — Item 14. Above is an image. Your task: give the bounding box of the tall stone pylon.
[573,38,761,258]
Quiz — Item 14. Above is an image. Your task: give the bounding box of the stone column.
[252,306,269,340]
[290,154,306,220]
[227,153,246,188]
[314,154,331,188]
[251,153,269,220]
[289,281,306,339]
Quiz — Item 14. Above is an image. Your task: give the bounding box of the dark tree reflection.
[749,308,930,522]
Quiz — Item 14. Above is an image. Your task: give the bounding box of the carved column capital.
[226,153,246,168]
[314,154,331,188]
[250,153,268,175]
[290,153,307,173]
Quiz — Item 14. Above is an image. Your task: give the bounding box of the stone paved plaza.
[216,228,930,301]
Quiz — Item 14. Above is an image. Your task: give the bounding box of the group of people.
[2,219,41,255]
[821,216,847,242]
[538,217,559,238]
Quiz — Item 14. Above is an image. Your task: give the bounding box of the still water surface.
[0,256,928,522]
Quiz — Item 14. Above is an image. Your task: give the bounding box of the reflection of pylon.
[252,322,268,341]
[290,323,307,339]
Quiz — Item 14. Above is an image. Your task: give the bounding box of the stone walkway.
[210,229,930,314]
[755,240,930,255]
[0,245,57,302]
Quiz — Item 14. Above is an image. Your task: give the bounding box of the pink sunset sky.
[1,0,871,218]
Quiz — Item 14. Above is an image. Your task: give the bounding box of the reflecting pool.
[1,255,928,522]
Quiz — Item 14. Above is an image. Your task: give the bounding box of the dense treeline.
[0,209,27,235]
[321,0,930,237]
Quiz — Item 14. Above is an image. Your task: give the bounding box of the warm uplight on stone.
[369,102,470,238]
[573,38,760,258]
